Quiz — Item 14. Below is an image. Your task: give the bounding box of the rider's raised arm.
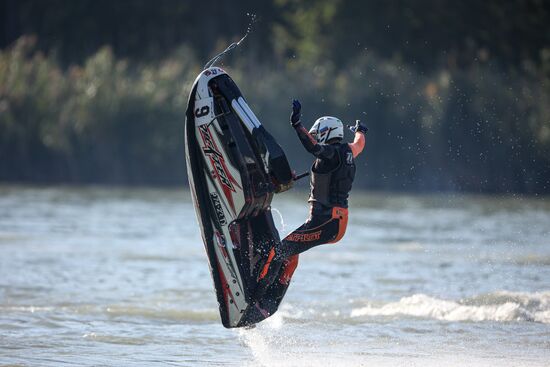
[349,132,365,158]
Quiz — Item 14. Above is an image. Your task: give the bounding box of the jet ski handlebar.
[293,171,310,181]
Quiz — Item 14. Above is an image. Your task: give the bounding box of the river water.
[0,186,549,366]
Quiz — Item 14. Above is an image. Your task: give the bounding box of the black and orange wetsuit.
[275,123,366,285]
[256,123,365,301]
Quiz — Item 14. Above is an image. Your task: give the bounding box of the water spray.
[203,13,257,70]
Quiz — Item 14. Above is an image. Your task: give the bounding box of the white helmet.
[309,116,344,144]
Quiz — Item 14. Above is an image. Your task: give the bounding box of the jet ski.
[185,67,296,328]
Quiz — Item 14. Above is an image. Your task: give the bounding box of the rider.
[258,99,368,293]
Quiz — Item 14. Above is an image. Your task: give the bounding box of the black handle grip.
[293,171,310,181]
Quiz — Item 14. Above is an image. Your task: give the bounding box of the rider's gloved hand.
[290,99,301,127]
[348,119,368,134]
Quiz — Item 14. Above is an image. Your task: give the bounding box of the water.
[0,186,549,366]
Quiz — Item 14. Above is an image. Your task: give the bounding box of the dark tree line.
[1,0,549,193]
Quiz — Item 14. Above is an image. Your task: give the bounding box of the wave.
[350,291,550,323]
[1,304,219,323]
[103,305,219,322]
[511,255,550,266]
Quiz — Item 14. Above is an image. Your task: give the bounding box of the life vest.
[309,143,356,208]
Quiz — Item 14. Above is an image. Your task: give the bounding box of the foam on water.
[351,291,550,323]
[237,305,548,367]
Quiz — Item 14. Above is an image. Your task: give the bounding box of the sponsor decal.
[203,68,223,77]
[285,230,322,242]
[199,125,235,191]
[198,125,240,213]
[210,192,227,226]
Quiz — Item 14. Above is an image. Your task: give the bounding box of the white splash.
[237,312,292,367]
[271,207,287,233]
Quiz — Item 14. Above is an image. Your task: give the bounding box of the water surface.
[0,186,549,366]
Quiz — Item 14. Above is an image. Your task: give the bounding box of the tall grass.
[1,36,549,192]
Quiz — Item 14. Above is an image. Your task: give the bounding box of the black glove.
[348,120,368,134]
[290,99,301,126]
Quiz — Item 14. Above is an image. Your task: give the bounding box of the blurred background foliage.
[0,0,549,193]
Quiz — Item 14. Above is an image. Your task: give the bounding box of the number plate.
[194,97,214,126]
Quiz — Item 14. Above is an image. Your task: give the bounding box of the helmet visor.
[309,121,320,141]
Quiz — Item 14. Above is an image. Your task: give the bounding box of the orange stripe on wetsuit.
[328,206,348,243]
[298,125,318,146]
[279,255,298,285]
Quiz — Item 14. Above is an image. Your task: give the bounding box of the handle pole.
[293,171,310,181]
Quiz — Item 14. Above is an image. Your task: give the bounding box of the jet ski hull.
[185,67,293,328]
